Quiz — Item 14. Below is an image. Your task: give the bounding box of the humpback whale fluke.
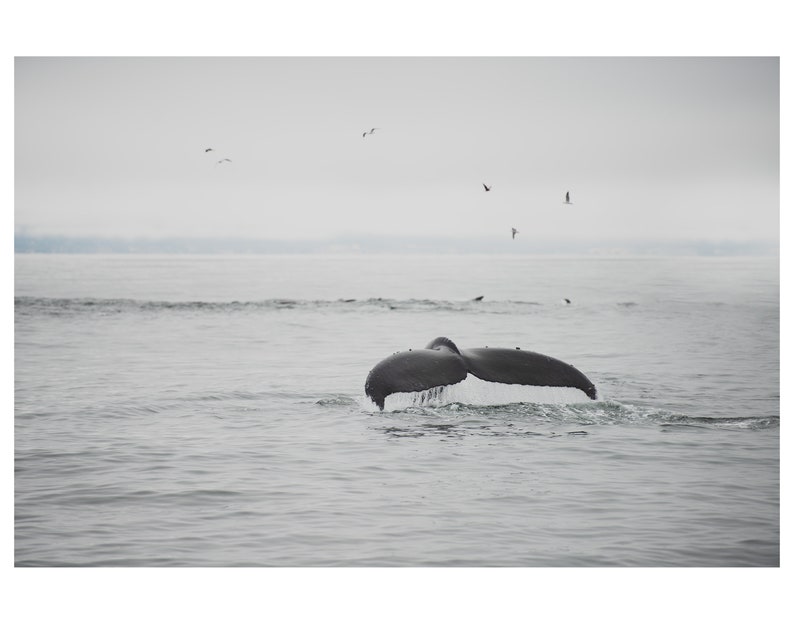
[473,295,484,301]
[483,183,492,192]
[365,336,597,410]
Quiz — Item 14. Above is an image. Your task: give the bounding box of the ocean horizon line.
[13,235,779,257]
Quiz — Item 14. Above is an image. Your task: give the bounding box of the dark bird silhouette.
[217,158,232,164]
[511,228,518,239]
[483,184,492,192]
[204,148,214,152]
[362,128,379,137]
[564,191,573,204]
[563,298,571,304]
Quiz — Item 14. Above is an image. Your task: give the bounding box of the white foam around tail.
[381,374,594,412]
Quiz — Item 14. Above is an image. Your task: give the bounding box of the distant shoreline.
[13,235,779,257]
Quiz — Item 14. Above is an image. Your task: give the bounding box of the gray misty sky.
[15,56,779,242]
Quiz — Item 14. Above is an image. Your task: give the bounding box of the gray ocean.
[14,253,779,566]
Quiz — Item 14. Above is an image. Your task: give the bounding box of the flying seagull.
[217,158,232,164]
[511,228,518,239]
[204,148,214,152]
[483,183,492,192]
[564,191,573,204]
[362,128,379,137]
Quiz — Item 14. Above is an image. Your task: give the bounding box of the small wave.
[14,296,551,316]
[358,393,778,434]
[315,395,358,407]
[177,389,294,403]
[367,402,602,440]
[551,400,778,430]
[657,413,779,430]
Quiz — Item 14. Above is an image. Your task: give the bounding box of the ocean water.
[14,253,779,566]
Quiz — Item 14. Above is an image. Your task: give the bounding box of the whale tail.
[365,337,596,410]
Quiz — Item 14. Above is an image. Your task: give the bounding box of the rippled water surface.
[15,254,779,566]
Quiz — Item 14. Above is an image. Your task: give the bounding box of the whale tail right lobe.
[461,347,597,400]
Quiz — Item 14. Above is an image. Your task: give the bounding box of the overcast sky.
[15,56,779,242]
